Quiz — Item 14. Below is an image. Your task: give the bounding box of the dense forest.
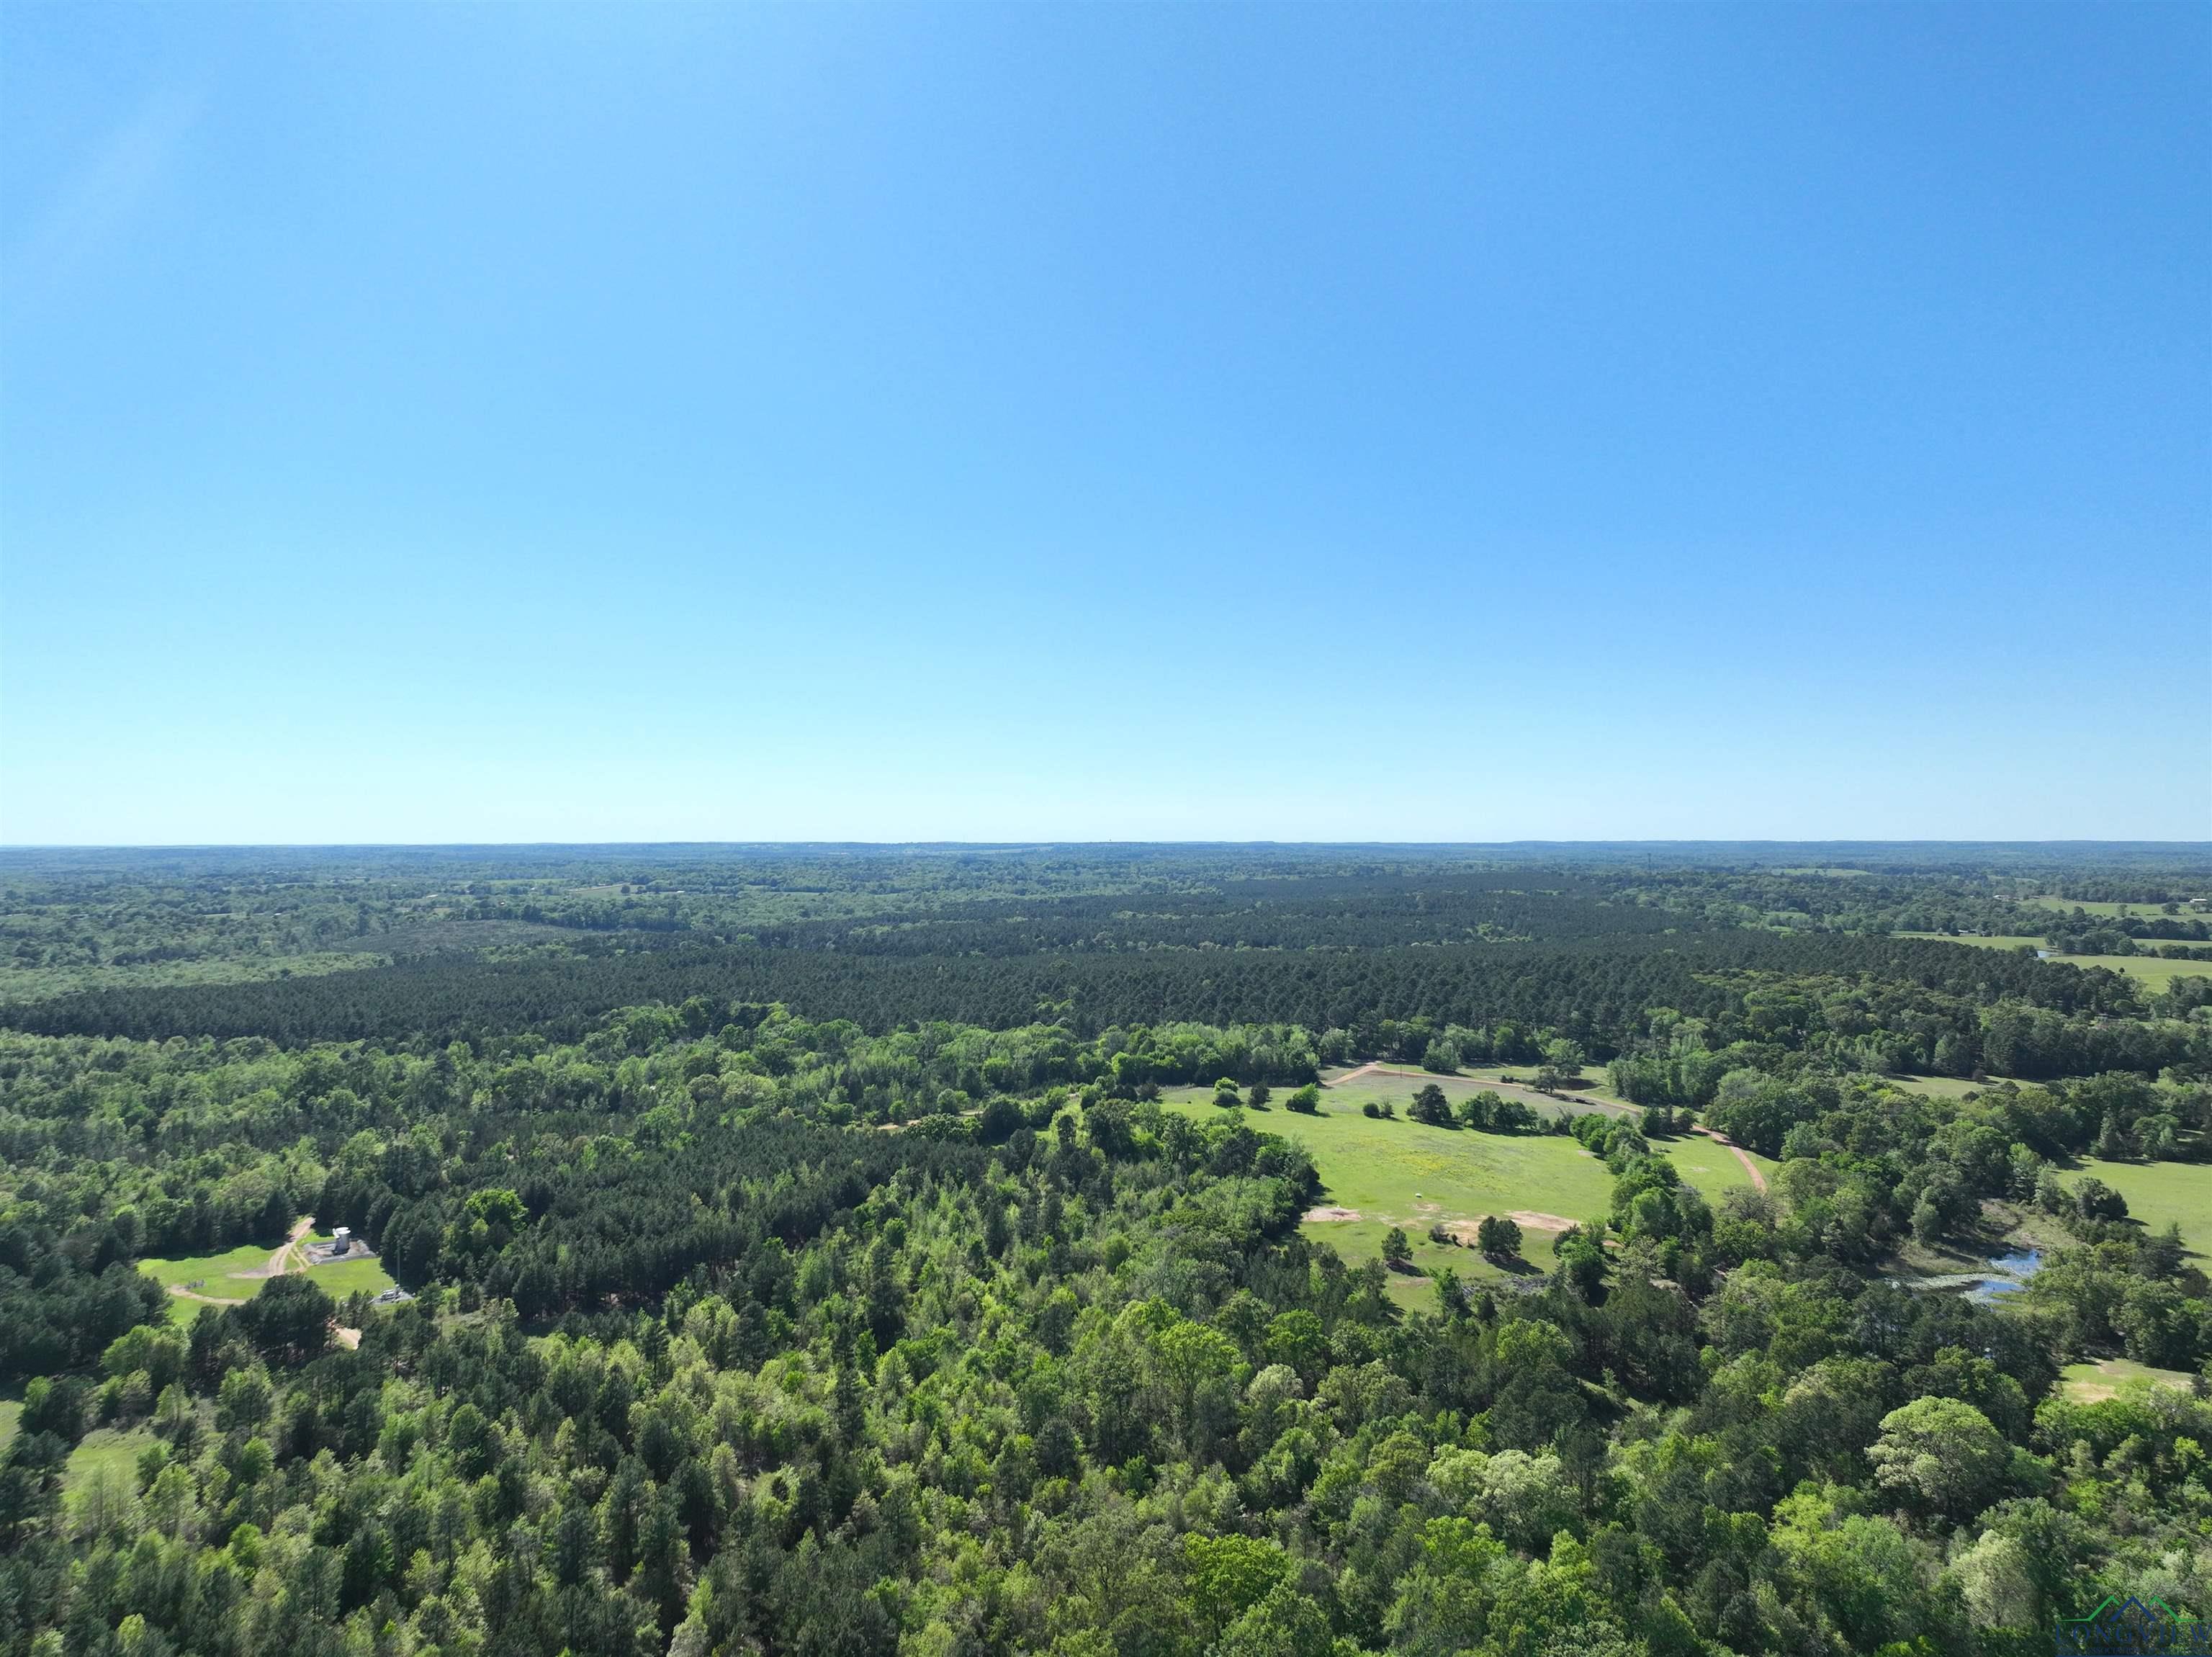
[4,845,2211,1657]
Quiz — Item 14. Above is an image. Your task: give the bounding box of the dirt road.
[1694,1128,1767,1193]
[242,1215,318,1279]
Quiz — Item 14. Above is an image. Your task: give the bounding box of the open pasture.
[2060,953,2212,989]
[2059,1358,2199,1402]
[1159,1094,1771,1306]
[1898,932,2211,988]
[1174,1067,1633,1126]
[140,1230,395,1324]
[137,1241,271,1301]
[2070,1159,2212,1260]
[2024,896,2200,920]
[63,1426,158,1503]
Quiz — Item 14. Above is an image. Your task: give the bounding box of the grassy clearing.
[307,1252,397,1300]
[1210,1069,1632,1124]
[2069,1159,2212,1259]
[138,1243,271,1294]
[1897,933,2211,987]
[0,949,387,1005]
[1663,1137,1766,1195]
[140,1233,394,1324]
[1160,1095,1769,1308]
[1897,933,2047,951]
[0,1398,19,1452]
[63,1427,158,1500]
[1452,1064,1640,1110]
[1885,1074,1992,1100]
[2064,954,2212,989]
[2059,1358,2200,1402]
[2024,897,2200,919]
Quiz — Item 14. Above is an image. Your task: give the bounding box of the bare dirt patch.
[1508,1211,1578,1231]
[1303,1205,1362,1223]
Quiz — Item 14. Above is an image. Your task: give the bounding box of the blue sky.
[3,4,2206,843]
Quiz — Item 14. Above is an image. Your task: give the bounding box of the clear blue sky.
[4,4,2206,843]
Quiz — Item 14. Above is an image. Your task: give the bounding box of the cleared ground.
[140,1226,395,1324]
[1160,1093,1773,1306]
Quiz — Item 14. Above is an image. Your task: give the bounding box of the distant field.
[1159,1094,1771,1306]
[2064,954,2212,989]
[0,1398,19,1451]
[1899,933,2046,951]
[2024,896,2204,920]
[0,949,388,1005]
[1300,1067,1635,1120]
[1887,1074,1998,1100]
[2070,1159,2212,1259]
[1451,1063,1640,1110]
[1898,933,2211,987]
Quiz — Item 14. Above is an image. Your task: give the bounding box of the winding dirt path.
[240,1215,319,1279]
[1694,1128,1767,1193]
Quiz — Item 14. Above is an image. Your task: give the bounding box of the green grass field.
[2059,1358,2199,1402]
[1161,1095,1771,1306]
[2023,896,2202,920]
[2062,953,2212,989]
[138,1242,272,1318]
[2069,1159,2212,1259]
[1452,1063,1640,1109]
[1205,1069,1635,1126]
[63,1427,158,1501]
[306,1252,400,1300]
[139,1232,394,1324]
[0,1398,19,1452]
[1883,1074,2054,1101]
[1897,933,2211,988]
[0,948,387,1005]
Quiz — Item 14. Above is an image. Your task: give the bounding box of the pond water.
[1967,1247,2042,1302]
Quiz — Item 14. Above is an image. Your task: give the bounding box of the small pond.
[1889,1247,2044,1301]
[1966,1247,2042,1302]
